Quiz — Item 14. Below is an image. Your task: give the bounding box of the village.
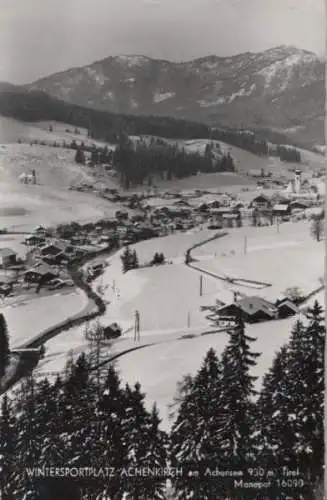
[0,165,324,322]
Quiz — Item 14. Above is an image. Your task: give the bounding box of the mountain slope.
[25,46,324,147]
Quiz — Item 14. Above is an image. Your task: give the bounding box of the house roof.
[237,296,277,316]
[272,204,289,211]
[276,298,299,312]
[26,262,57,276]
[210,207,233,214]
[40,240,68,253]
[289,200,310,207]
[218,296,278,317]
[0,248,16,257]
[223,213,238,219]
[270,193,289,203]
[251,194,271,203]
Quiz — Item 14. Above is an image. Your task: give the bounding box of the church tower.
[294,169,301,194]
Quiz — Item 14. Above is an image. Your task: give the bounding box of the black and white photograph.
[0,0,325,498]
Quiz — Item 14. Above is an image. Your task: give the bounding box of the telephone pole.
[134,310,140,342]
[199,275,203,296]
[243,235,247,255]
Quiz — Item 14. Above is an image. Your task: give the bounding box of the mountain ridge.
[4,45,325,147]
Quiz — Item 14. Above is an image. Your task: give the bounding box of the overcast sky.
[0,0,325,84]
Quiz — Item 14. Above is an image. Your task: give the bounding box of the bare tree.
[84,320,114,392]
[168,373,194,421]
[283,286,304,304]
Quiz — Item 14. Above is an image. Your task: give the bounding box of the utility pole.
[244,235,247,255]
[199,275,203,297]
[134,310,140,342]
[187,311,191,328]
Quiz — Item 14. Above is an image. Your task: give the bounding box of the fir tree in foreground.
[0,355,168,499]
[218,314,261,470]
[257,303,325,494]
[295,302,325,484]
[96,365,129,498]
[170,348,225,499]
[0,313,10,379]
[256,343,297,470]
[0,395,17,499]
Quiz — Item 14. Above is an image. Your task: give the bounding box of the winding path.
[4,226,323,391]
[1,245,117,393]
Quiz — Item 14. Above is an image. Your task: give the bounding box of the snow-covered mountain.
[24,46,324,146]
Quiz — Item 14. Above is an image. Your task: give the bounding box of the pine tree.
[124,382,154,499]
[121,246,133,273]
[60,354,96,468]
[132,249,139,269]
[137,403,168,499]
[35,378,65,467]
[256,344,297,470]
[74,147,85,165]
[0,313,9,379]
[13,375,40,499]
[0,395,17,499]
[151,252,160,265]
[295,302,325,484]
[95,365,129,498]
[218,315,261,470]
[170,348,224,499]
[257,310,325,495]
[90,148,98,166]
[158,253,165,264]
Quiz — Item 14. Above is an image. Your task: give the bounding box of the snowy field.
[31,219,324,432]
[115,227,218,265]
[0,143,120,231]
[34,312,300,432]
[192,221,324,301]
[117,315,298,430]
[0,234,28,259]
[3,290,88,348]
[192,220,318,258]
[0,117,112,149]
[1,118,324,431]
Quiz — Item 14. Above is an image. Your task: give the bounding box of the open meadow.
[32,218,324,430]
[0,142,120,231]
[0,116,324,436]
[4,289,88,349]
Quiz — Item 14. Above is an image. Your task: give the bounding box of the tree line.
[0,301,324,499]
[211,129,301,163]
[0,89,301,162]
[112,134,235,189]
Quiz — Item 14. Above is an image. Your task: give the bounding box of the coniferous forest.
[112,134,236,189]
[0,89,301,164]
[0,301,324,499]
